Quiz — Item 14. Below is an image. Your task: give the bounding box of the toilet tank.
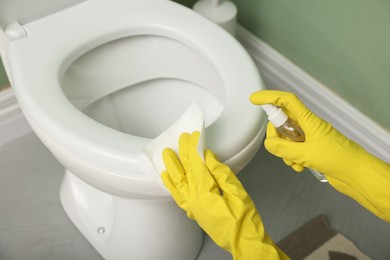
[0,0,171,79]
[0,0,87,28]
[0,0,87,82]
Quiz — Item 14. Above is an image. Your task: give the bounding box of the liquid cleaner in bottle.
[261,104,328,182]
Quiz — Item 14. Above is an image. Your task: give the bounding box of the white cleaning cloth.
[139,103,205,194]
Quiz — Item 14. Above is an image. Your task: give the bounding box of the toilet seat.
[6,0,264,197]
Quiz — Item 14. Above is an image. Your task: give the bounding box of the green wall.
[0,59,9,90]
[176,0,390,130]
[2,1,389,130]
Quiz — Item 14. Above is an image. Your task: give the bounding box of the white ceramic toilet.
[0,0,267,259]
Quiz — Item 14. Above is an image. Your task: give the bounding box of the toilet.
[0,0,267,259]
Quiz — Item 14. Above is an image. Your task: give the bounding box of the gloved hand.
[250,90,390,222]
[161,131,289,260]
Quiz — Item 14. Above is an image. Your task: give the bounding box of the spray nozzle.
[261,104,288,128]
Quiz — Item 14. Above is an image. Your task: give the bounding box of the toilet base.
[60,170,204,260]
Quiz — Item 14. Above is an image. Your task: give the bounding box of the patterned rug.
[277,215,371,260]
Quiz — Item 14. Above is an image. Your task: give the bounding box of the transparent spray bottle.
[261,104,328,182]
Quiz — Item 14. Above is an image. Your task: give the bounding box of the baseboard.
[0,87,32,146]
[237,25,390,163]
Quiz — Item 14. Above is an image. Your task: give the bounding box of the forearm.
[230,219,290,260]
[325,145,390,222]
[232,237,290,260]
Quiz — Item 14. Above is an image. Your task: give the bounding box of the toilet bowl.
[0,0,267,259]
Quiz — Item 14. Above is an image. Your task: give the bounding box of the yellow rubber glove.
[250,90,390,222]
[161,132,289,260]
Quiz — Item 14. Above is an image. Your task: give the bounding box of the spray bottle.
[261,104,328,182]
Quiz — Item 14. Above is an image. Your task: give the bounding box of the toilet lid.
[6,0,265,197]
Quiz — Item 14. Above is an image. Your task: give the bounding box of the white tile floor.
[1,131,390,259]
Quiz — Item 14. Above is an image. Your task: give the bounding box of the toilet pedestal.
[60,170,204,260]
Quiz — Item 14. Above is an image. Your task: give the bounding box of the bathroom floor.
[1,131,390,259]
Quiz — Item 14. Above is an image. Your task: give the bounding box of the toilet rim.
[7,0,264,178]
